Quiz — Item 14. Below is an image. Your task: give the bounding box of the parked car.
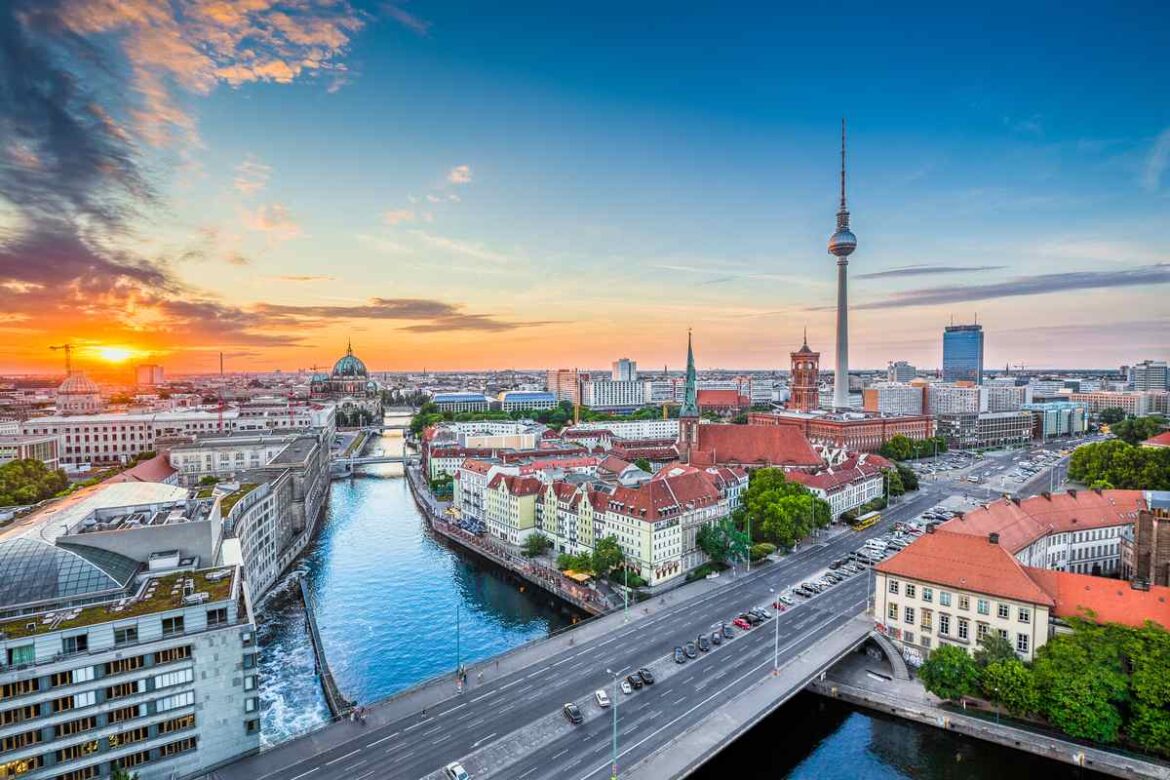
[627,673,643,689]
[711,630,723,645]
[684,641,698,658]
[698,634,710,652]
[674,647,687,663]
[778,592,795,605]
[595,689,611,708]
[620,679,633,695]
[732,617,751,629]
[722,624,735,638]
[444,762,470,780]
[564,702,584,724]
[638,668,655,685]
[742,612,762,625]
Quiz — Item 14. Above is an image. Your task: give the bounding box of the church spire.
[680,329,699,418]
[346,338,353,356]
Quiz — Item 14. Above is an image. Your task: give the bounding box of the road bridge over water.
[206,488,941,780]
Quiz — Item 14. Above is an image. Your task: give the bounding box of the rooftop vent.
[989,532,1000,545]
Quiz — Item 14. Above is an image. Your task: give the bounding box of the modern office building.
[431,393,491,413]
[862,384,924,416]
[936,411,1033,450]
[580,381,647,412]
[134,365,166,387]
[942,323,984,385]
[0,434,61,470]
[925,384,985,415]
[1129,360,1169,391]
[545,370,583,405]
[887,361,916,383]
[498,391,557,412]
[1023,402,1088,439]
[611,359,637,382]
[1067,390,1167,417]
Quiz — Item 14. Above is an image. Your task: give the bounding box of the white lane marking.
[421,725,442,737]
[367,731,399,747]
[672,696,686,705]
[518,768,539,779]
[354,771,376,780]
[444,702,467,715]
[527,669,545,679]
[470,691,496,703]
[288,770,318,780]
[552,749,569,761]
[472,731,498,748]
[403,720,427,732]
[499,678,524,690]
[324,749,360,766]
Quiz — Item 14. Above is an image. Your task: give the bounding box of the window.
[162,616,185,636]
[977,599,990,615]
[160,736,198,757]
[56,739,100,762]
[246,718,261,735]
[245,697,257,713]
[888,579,900,595]
[114,625,138,646]
[887,603,898,620]
[977,622,989,639]
[153,668,194,690]
[207,607,228,627]
[905,584,916,599]
[56,767,98,780]
[922,587,933,603]
[958,595,970,611]
[108,704,142,724]
[106,681,140,701]
[939,591,952,607]
[904,631,915,644]
[997,603,1010,620]
[922,636,932,649]
[939,613,950,636]
[105,656,144,676]
[0,728,41,752]
[156,690,195,713]
[998,628,1009,640]
[154,645,192,666]
[55,715,97,738]
[904,607,915,625]
[4,645,35,668]
[158,714,195,735]
[1018,607,1031,624]
[1017,633,1030,654]
[0,704,38,726]
[244,675,256,692]
[62,634,89,655]
[958,618,969,641]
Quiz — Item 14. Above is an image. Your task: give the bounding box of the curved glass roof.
[0,538,138,610]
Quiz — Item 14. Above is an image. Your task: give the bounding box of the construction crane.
[50,343,75,375]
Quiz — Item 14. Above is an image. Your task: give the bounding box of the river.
[257,420,1102,778]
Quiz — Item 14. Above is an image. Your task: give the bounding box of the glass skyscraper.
[943,324,984,384]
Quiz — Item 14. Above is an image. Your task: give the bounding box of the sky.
[1,0,1168,376]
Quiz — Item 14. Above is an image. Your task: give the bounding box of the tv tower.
[828,118,857,410]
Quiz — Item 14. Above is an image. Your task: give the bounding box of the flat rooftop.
[270,436,318,465]
[70,499,213,535]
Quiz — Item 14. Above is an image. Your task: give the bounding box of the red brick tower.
[790,330,821,413]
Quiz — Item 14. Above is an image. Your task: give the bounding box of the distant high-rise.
[546,369,582,404]
[887,360,916,383]
[136,363,165,386]
[789,332,821,413]
[943,323,984,385]
[1130,360,1168,391]
[612,357,637,382]
[827,119,857,410]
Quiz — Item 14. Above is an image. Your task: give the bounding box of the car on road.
[698,634,710,652]
[742,611,762,625]
[638,668,655,685]
[722,624,735,638]
[684,641,698,658]
[778,592,795,605]
[711,630,723,645]
[674,647,687,663]
[595,689,611,708]
[751,608,771,620]
[829,558,846,569]
[732,617,751,629]
[620,679,633,695]
[444,762,470,780]
[564,702,584,724]
[627,673,643,689]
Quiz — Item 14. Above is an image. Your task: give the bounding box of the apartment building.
[484,475,543,545]
[571,420,680,440]
[21,410,241,467]
[580,381,648,411]
[1023,401,1088,439]
[862,384,924,416]
[786,453,890,520]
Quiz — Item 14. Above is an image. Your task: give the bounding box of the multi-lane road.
[231,487,945,780]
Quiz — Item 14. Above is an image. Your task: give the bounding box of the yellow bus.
[851,510,881,531]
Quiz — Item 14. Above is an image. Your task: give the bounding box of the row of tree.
[878,434,949,461]
[0,459,70,508]
[1101,413,1166,446]
[1067,439,1170,490]
[918,620,1170,756]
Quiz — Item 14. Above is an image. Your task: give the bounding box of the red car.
[732,617,751,630]
[771,600,788,612]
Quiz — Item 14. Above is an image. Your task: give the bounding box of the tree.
[1125,622,1170,755]
[749,542,776,561]
[1068,439,1170,490]
[880,434,914,462]
[198,475,221,486]
[523,533,552,558]
[918,645,980,702]
[1032,620,1129,744]
[556,552,593,574]
[1111,415,1166,446]
[740,469,831,548]
[884,467,905,497]
[982,658,1039,717]
[591,535,624,576]
[896,463,919,492]
[973,633,1016,668]
[0,459,70,508]
[1099,407,1127,425]
[633,458,652,473]
[696,517,750,565]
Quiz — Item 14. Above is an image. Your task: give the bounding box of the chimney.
[1068,488,1077,498]
[989,532,1000,545]
[1041,491,1051,501]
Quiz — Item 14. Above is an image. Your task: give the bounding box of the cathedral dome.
[332,341,368,378]
[58,372,100,395]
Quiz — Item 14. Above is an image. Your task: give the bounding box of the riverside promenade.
[809,652,1170,780]
[405,465,608,616]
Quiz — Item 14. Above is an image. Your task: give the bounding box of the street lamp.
[606,666,628,779]
[768,587,779,674]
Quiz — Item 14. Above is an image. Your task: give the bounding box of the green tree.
[1098,407,1127,425]
[749,542,776,561]
[1032,621,1129,744]
[0,459,70,508]
[633,458,652,473]
[1068,439,1170,490]
[1111,415,1166,446]
[1125,622,1170,755]
[556,552,593,574]
[523,533,552,558]
[982,658,1039,717]
[973,633,1017,668]
[591,535,624,576]
[918,645,980,702]
[696,517,750,565]
[880,434,914,461]
[896,463,919,492]
[884,467,905,497]
[739,468,831,548]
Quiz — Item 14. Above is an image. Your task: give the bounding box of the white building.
[431,393,491,413]
[571,419,680,440]
[887,361,916,382]
[862,383,924,415]
[498,391,556,412]
[1130,360,1169,391]
[580,380,648,411]
[611,359,637,382]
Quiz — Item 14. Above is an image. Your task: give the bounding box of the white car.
[444,762,470,780]
[620,680,633,695]
[595,689,611,708]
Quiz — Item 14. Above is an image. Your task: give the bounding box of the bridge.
[206,489,941,780]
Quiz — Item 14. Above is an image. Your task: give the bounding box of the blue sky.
[2,0,1167,372]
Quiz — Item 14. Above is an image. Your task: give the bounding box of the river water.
[257,421,1101,778]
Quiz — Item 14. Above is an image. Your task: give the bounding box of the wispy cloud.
[856,264,1006,280]
[1142,128,1170,192]
[242,204,302,243]
[234,157,271,195]
[269,275,335,283]
[852,264,1170,310]
[447,164,473,185]
[384,209,416,226]
[383,3,432,35]
[410,230,511,264]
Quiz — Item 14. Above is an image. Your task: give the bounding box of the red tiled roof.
[607,470,722,523]
[940,490,1147,553]
[459,458,494,474]
[611,445,678,461]
[876,531,1055,606]
[598,455,632,474]
[108,453,177,484]
[689,424,821,468]
[1143,431,1170,448]
[487,473,543,497]
[787,453,888,492]
[697,389,745,408]
[1024,568,1170,629]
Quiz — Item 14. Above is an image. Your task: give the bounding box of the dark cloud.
[0,223,173,292]
[256,299,553,332]
[855,264,1006,280]
[853,264,1170,310]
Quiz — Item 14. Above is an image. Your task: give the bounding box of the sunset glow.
[94,347,139,364]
